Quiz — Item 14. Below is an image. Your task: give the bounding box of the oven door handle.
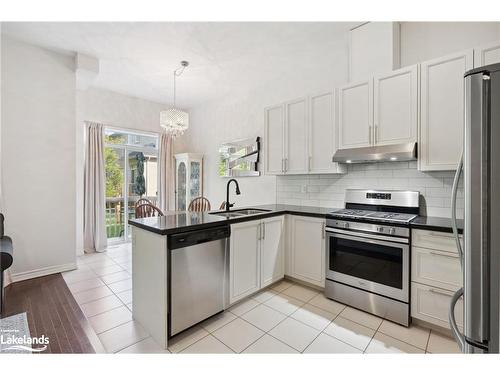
[325,227,409,244]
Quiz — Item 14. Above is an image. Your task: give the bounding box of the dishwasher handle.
[168,226,230,250]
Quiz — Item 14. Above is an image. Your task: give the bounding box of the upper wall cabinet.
[349,22,400,82]
[285,97,309,174]
[265,94,344,175]
[264,104,285,175]
[338,65,418,150]
[419,49,473,171]
[474,41,500,66]
[309,92,346,174]
[373,65,418,146]
[338,80,373,149]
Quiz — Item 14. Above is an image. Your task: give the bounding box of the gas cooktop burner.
[329,208,417,223]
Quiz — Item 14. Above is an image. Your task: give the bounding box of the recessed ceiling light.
[346,160,352,163]
[390,157,398,161]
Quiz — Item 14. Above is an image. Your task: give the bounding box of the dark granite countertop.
[410,216,463,234]
[128,204,339,235]
[129,204,464,235]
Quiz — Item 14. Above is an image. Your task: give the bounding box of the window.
[104,127,159,242]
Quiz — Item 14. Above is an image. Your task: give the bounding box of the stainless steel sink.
[210,211,245,218]
[232,209,271,215]
[209,208,271,218]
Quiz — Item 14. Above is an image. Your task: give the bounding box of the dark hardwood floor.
[1,273,104,353]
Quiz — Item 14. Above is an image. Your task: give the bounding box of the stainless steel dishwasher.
[168,225,230,337]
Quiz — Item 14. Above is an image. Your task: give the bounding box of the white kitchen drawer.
[411,282,463,330]
[412,229,462,254]
[411,246,462,291]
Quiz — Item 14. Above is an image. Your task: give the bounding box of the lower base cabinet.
[229,220,261,304]
[287,215,325,288]
[260,216,285,288]
[410,229,463,330]
[411,282,463,330]
[229,216,285,305]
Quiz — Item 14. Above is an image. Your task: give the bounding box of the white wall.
[181,22,499,218]
[1,36,76,280]
[75,87,169,253]
[400,22,500,66]
[178,37,349,208]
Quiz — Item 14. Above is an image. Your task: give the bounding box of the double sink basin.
[209,208,271,218]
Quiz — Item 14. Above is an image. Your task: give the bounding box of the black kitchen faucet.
[225,179,241,211]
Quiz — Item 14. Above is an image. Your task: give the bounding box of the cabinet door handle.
[257,223,261,240]
[429,288,455,297]
[262,222,266,240]
[281,158,284,173]
[308,156,312,171]
[429,251,460,259]
[374,125,378,144]
[284,158,288,173]
[369,126,373,144]
[322,222,325,239]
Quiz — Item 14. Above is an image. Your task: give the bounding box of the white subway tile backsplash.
[365,169,393,178]
[276,163,463,218]
[408,177,444,188]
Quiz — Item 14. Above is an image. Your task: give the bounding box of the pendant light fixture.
[160,60,189,136]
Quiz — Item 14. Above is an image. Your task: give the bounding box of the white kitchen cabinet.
[373,65,418,146]
[229,220,261,304]
[260,216,285,288]
[474,40,500,66]
[288,215,326,288]
[338,80,373,149]
[229,216,285,304]
[265,93,345,175]
[285,97,309,174]
[309,91,345,174]
[349,22,400,82]
[411,282,463,330]
[338,67,418,150]
[264,98,308,175]
[419,49,473,171]
[410,228,463,330]
[412,229,462,254]
[264,104,285,174]
[411,246,462,291]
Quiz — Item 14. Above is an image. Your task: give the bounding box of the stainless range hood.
[332,142,417,164]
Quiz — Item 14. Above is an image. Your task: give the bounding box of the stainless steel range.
[324,189,419,326]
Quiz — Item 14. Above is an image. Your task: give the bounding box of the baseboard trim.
[10,262,77,283]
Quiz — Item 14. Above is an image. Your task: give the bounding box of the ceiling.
[2,22,358,108]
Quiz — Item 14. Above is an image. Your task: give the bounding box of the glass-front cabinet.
[175,153,203,211]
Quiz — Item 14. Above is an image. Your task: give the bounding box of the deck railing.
[105,196,158,239]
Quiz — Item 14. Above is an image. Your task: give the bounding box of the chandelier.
[160,61,189,137]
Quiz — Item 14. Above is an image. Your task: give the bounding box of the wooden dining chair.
[188,197,211,212]
[135,198,152,208]
[135,203,164,218]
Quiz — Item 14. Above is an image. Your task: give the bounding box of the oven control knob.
[377,227,384,233]
[389,228,396,235]
[343,222,349,229]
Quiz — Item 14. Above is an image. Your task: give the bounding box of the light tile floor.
[64,243,461,354]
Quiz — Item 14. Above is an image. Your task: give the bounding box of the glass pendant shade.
[160,108,189,137]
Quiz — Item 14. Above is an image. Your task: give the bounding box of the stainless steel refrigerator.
[449,63,500,353]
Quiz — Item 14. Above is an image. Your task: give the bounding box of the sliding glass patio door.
[104,128,159,242]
